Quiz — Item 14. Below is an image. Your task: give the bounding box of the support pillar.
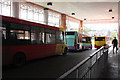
[12,2,19,18]
[118,22,120,47]
[79,21,83,33]
[60,14,66,31]
[118,1,120,47]
[44,8,49,25]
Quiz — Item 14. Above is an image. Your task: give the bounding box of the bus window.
[77,34,80,43]
[1,27,6,40]
[45,33,55,44]
[86,37,91,43]
[31,33,36,44]
[31,26,45,44]
[9,32,17,40]
[10,30,30,40]
[25,31,30,39]
[80,34,82,42]
[95,37,105,41]
[56,31,63,44]
[60,31,63,41]
[16,30,24,39]
[86,37,91,41]
[0,28,2,39]
[82,37,86,43]
[38,33,43,44]
[45,29,55,44]
[41,33,44,44]
[45,33,50,44]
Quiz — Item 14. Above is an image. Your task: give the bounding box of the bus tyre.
[91,47,92,49]
[90,46,92,49]
[62,47,67,55]
[82,46,84,50]
[13,53,26,67]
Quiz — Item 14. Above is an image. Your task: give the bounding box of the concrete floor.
[98,47,120,80]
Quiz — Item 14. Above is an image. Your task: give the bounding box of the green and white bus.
[63,31,92,51]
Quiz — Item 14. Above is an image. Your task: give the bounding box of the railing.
[57,46,110,80]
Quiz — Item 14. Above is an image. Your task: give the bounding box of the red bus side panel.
[2,44,56,65]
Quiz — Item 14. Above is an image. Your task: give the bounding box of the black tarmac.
[2,49,96,79]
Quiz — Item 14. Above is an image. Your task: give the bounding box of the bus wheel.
[13,53,26,67]
[90,46,92,49]
[82,46,84,50]
[91,47,92,49]
[62,47,67,55]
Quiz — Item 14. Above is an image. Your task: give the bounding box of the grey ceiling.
[26,0,119,22]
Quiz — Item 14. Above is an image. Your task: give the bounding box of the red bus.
[1,15,67,66]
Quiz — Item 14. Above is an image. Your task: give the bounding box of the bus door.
[55,31,64,54]
[30,27,46,59]
[44,31,56,56]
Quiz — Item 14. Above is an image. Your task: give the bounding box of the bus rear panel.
[64,31,92,51]
[94,36,106,48]
[65,32,77,50]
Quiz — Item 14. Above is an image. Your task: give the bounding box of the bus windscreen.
[95,37,105,41]
[86,37,91,41]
